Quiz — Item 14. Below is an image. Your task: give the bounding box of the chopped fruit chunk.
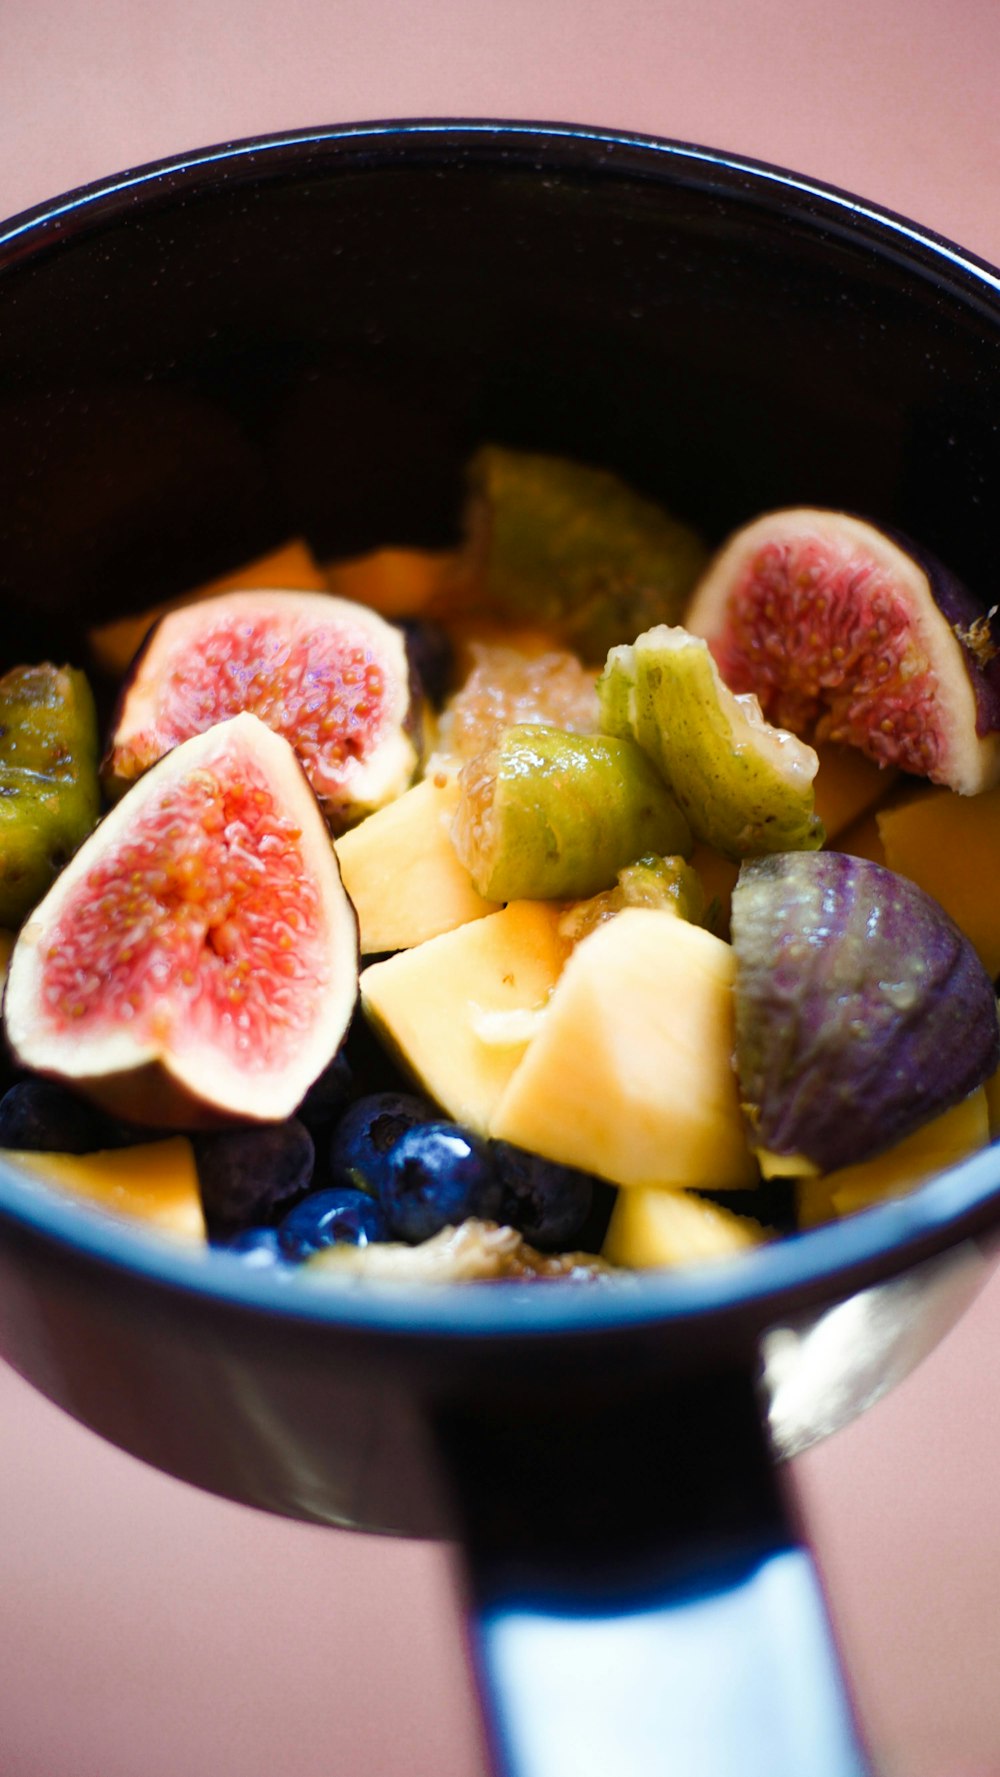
[811,744,896,841]
[491,908,757,1190]
[335,775,498,954]
[324,546,460,617]
[603,1186,765,1268]
[599,625,823,860]
[452,725,692,902]
[0,1138,206,1240]
[359,901,569,1134]
[447,445,708,661]
[797,1090,989,1226]
[877,785,1000,978]
[0,664,100,928]
[435,639,600,761]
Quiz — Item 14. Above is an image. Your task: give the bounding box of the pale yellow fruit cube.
[490,907,757,1190]
[1,1138,206,1240]
[335,775,498,954]
[797,1088,989,1226]
[603,1185,764,1268]
[359,900,569,1133]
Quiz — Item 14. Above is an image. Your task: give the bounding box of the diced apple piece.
[797,1089,989,1227]
[0,1138,206,1240]
[335,775,499,953]
[603,1185,765,1268]
[359,901,569,1132]
[811,744,896,841]
[878,785,1000,977]
[490,908,757,1189]
[88,537,328,676]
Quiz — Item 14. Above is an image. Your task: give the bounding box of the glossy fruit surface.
[328,1090,438,1196]
[104,589,421,829]
[380,1123,503,1242]
[0,664,101,927]
[278,1185,389,1259]
[731,851,1000,1170]
[599,625,824,859]
[685,509,1000,795]
[5,714,359,1128]
[452,724,692,901]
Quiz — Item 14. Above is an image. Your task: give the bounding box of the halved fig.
[5,713,359,1129]
[103,589,421,829]
[731,850,1000,1173]
[684,508,1000,794]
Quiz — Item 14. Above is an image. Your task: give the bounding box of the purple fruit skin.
[732,852,1000,1173]
[879,520,1000,737]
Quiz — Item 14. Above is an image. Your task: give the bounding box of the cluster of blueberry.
[0,1034,608,1273]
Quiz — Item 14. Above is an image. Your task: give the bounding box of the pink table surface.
[4,3,1000,1774]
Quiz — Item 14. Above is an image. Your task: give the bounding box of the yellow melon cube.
[797,1088,989,1226]
[811,743,896,841]
[335,775,498,953]
[359,900,569,1132]
[324,546,459,617]
[603,1185,765,1268]
[1,1138,206,1240]
[490,908,757,1190]
[878,785,1000,977]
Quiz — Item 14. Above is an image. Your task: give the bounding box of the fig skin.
[731,851,1000,1173]
[684,508,1000,795]
[4,714,360,1131]
[102,588,422,831]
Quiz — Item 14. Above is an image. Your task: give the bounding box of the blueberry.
[381,1123,503,1244]
[0,1079,121,1154]
[194,1119,315,1235]
[212,1227,293,1271]
[328,1090,436,1197]
[489,1140,595,1250]
[296,1050,360,1135]
[277,1186,388,1260]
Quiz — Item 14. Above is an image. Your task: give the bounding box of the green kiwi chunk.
[459,447,709,662]
[451,724,692,902]
[598,625,825,861]
[0,664,101,926]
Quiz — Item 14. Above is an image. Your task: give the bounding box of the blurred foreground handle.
[437,1365,871,1777]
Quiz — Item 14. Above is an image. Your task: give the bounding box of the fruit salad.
[1,447,999,1282]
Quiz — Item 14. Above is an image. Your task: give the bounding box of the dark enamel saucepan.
[1,121,1000,1776]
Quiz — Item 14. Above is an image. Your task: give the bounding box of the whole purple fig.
[731,851,1000,1172]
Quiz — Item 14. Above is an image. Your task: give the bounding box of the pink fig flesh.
[104,589,421,829]
[4,713,359,1129]
[684,508,1000,795]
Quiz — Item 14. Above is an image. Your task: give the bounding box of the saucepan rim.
[1,116,999,1342]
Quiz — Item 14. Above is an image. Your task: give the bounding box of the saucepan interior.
[0,122,999,1532]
